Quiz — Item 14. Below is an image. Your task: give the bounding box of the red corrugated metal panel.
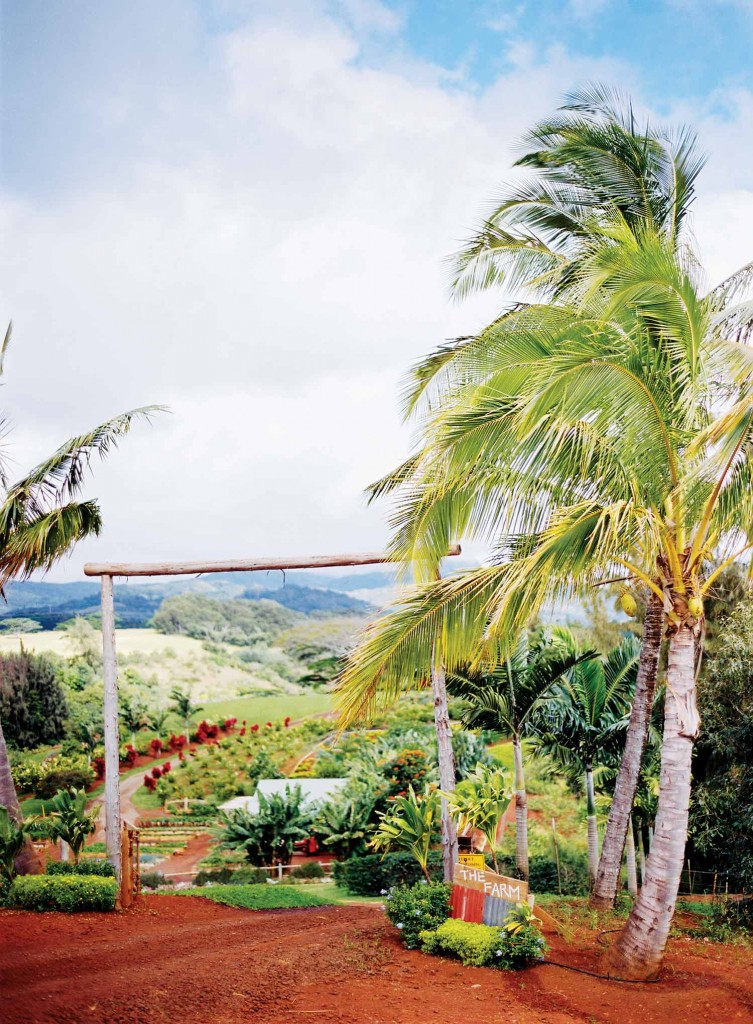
[451,884,484,924]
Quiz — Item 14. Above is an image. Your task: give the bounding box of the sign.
[458,853,486,870]
[452,863,529,903]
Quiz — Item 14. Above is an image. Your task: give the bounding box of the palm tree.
[0,325,159,872]
[169,688,202,741]
[119,697,149,747]
[148,707,170,734]
[46,788,98,864]
[526,634,640,885]
[445,628,598,879]
[370,785,440,882]
[337,225,753,977]
[366,87,707,907]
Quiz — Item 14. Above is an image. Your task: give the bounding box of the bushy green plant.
[333,850,444,895]
[140,871,173,889]
[46,859,115,877]
[0,807,38,882]
[370,786,439,881]
[217,785,312,866]
[46,788,98,863]
[233,865,269,884]
[9,873,118,912]
[383,881,451,948]
[33,764,93,800]
[178,883,332,910]
[289,861,325,880]
[420,912,545,969]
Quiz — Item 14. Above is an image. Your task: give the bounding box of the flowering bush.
[93,756,106,780]
[222,718,238,732]
[143,774,157,792]
[119,744,138,767]
[383,881,451,949]
[150,738,164,756]
[151,766,162,780]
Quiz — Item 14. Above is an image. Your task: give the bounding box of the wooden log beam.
[101,574,122,884]
[83,545,461,578]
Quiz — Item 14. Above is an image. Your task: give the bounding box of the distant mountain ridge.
[0,572,379,629]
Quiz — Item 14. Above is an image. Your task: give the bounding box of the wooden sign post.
[451,862,529,927]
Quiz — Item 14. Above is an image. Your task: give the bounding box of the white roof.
[219,777,348,814]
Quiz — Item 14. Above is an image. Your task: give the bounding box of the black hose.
[533,958,660,984]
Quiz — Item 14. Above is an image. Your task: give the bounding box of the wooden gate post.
[101,574,122,882]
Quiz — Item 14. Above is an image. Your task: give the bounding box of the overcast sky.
[1,0,753,581]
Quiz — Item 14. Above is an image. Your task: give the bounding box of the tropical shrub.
[9,873,118,912]
[382,749,431,800]
[0,807,38,882]
[217,786,312,866]
[370,786,440,881]
[140,871,173,889]
[289,861,325,881]
[0,649,68,748]
[33,764,93,800]
[46,859,115,877]
[383,880,451,948]
[442,764,511,872]
[333,851,444,895]
[420,911,545,969]
[46,788,98,863]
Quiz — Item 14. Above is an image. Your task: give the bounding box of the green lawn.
[488,741,515,771]
[176,883,335,910]
[195,692,330,726]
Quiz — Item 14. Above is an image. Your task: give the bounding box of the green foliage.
[0,617,43,633]
[314,791,374,857]
[217,785,312,866]
[9,873,118,912]
[0,649,68,748]
[420,914,545,969]
[0,807,37,882]
[370,786,440,880]
[383,880,451,948]
[140,871,173,889]
[178,883,333,910]
[153,594,296,645]
[289,861,325,880]
[381,749,431,800]
[443,764,511,871]
[46,859,115,877]
[333,850,444,895]
[451,729,493,780]
[691,601,753,892]
[45,788,98,862]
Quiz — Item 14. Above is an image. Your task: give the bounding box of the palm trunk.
[0,717,42,875]
[604,623,699,980]
[638,840,646,888]
[585,763,599,888]
[431,661,458,882]
[625,815,638,898]
[591,594,663,909]
[512,735,529,880]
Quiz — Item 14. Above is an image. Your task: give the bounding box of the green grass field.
[196,692,330,726]
[177,884,334,910]
[488,741,515,771]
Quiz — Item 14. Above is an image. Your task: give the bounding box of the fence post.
[102,574,122,884]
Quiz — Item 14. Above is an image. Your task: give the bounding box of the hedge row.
[334,850,590,897]
[10,874,118,912]
[46,860,115,877]
[333,851,444,895]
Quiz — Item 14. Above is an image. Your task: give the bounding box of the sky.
[1,0,753,581]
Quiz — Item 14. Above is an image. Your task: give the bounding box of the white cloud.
[1,5,751,579]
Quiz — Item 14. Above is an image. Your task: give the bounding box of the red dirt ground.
[1,896,751,1024]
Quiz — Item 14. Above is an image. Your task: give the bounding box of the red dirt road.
[1,896,752,1024]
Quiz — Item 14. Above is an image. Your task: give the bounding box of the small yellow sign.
[457,853,486,870]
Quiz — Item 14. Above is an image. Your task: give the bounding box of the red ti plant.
[143,774,157,792]
[284,716,292,728]
[150,737,164,756]
[162,761,172,775]
[250,724,259,733]
[93,756,106,780]
[151,766,162,780]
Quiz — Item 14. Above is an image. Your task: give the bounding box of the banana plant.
[441,764,511,873]
[46,788,98,864]
[369,786,440,882]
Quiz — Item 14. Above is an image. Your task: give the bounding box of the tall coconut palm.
[445,628,598,878]
[337,224,753,978]
[0,325,160,869]
[369,87,708,906]
[526,634,640,885]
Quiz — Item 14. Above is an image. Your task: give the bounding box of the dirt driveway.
[1,896,751,1024]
